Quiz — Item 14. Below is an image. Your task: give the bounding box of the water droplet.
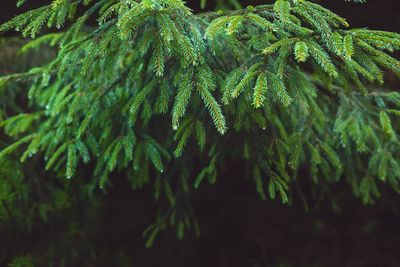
[262,127,266,130]
[160,169,164,173]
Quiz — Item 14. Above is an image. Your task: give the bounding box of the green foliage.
[0,0,400,265]
[8,256,34,267]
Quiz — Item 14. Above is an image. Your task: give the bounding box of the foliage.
[0,0,399,265]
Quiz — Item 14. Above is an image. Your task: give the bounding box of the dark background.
[1,0,400,31]
[1,1,400,267]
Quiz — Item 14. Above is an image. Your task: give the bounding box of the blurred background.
[1,0,400,31]
[1,1,400,267]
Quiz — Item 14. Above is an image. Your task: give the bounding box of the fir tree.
[0,0,400,265]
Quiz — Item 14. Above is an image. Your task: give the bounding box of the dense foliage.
[0,0,400,265]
